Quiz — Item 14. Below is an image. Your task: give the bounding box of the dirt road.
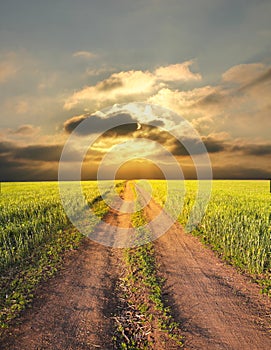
[0,240,120,349]
[0,192,135,350]
[139,187,271,350]
[1,182,271,349]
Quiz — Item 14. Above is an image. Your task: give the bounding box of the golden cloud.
[64,70,160,110]
[63,61,271,150]
[155,61,202,82]
[147,86,218,116]
[64,61,201,111]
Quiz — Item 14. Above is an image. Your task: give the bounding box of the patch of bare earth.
[140,189,271,350]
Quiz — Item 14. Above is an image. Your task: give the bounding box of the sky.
[1,0,271,180]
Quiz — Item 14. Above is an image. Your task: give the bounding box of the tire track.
[0,190,134,350]
[137,185,271,350]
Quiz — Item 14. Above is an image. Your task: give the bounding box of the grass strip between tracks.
[113,183,183,349]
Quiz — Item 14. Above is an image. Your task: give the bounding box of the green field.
[149,180,271,294]
[0,181,115,328]
[0,180,270,329]
[0,181,113,270]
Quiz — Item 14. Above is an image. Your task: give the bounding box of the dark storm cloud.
[137,126,170,143]
[13,144,64,162]
[170,136,226,156]
[148,119,165,127]
[0,141,15,154]
[0,156,58,181]
[169,140,189,156]
[0,154,23,169]
[203,137,226,153]
[64,112,167,137]
[231,143,271,156]
[2,119,271,181]
[136,126,226,156]
[0,154,37,181]
[64,115,87,133]
[0,141,81,181]
[213,166,271,180]
[103,121,166,139]
[103,123,138,137]
[0,140,81,163]
[64,112,137,135]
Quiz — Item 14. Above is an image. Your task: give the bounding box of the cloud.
[103,123,139,137]
[202,136,226,153]
[148,85,220,118]
[86,66,116,77]
[64,115,88,133]
[1,130,271,181]
[239,67,271,92]
[221,63,271,98]
[2,56,271,181]
[212,166,271,180]
[194,92,226,108]
[11,124,41,136]
[0,141,15,154]
[222,63,267,85]
[63,110,228,160]
[64,69,159,110]
[168,135,226,156]
[0,153,59,181]
[97,75,123,91]
[155,61,202,82]
[64,112,137,135]
[0,141,63,181]
[0,155,30,181]
[231,142,271,156]
[73,51,97,59]
[13,144,64,162]
[64,61,201,111]
[149,62,271,140]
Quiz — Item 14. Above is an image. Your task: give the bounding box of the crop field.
[0,181,119,328]
[0,181,115,270]
[149,180,271,288]
[1,180,270,332]
[1,180,270,272]
[1,179,271,348]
